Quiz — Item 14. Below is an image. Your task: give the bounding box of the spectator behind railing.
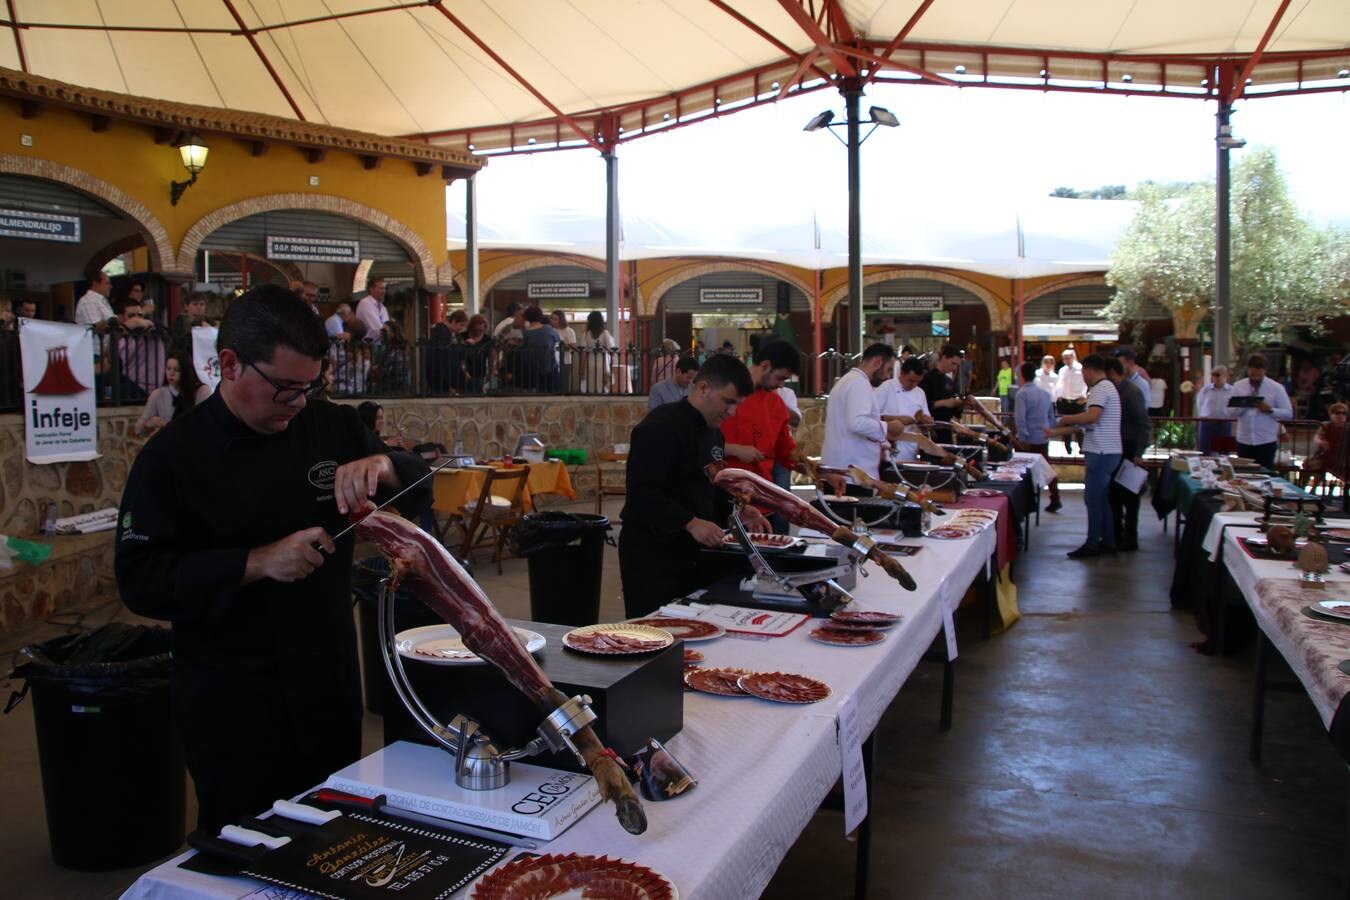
[372,320,411,394]
[1307,402,1348,485]
[425,321,455,395]
[171,292,215,361]
[581,310,615,394]
[521,306,561,393]
[332,319,371,396]
[651,338,681,388]
[1194,366,1235,453]
[325,302,353,341]
[356,400,409,450]
[133,354,210,437]
[109,296,162,401]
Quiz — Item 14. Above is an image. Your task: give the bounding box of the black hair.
[586,311,606,336]
[114,297,141,315]
[696,353,753,396]
[1246,353,1268,370]
[900,357,927,376]
[171,353,204,418]
[900,344,915,355]
[524,306,545,324]
[860,343,896,363]
[1019,361,1037,383]
[752,339,798,374]
[356,400,382,433]
[1080,353,1108,372]
[938,343,963,359]
[366,275,385,290]
[1114,347,1137,363]
[217,283,330,364]
[1104,357,1124,376]
[676,356,700,374]
[503,302,520,316]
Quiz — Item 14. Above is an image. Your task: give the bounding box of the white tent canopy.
[448,195,1135,280]
[3,2,1347,151]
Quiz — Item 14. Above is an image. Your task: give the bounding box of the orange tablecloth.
[432,461,576,515]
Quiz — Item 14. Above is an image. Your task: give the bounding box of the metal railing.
[0,328,831,411]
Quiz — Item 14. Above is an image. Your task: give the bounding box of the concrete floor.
[0,493,1345,898]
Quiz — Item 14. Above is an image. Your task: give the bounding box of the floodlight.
[869,106,899,127]
[802,110,834,132]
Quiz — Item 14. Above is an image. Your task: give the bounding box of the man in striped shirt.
[1050,354,1122,558]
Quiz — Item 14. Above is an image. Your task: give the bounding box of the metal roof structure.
[2,1,1346,154]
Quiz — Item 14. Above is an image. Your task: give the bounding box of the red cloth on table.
[720,388,796,482]
[945,492,1018,571]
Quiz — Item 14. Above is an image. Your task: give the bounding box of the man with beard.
[821,343,898,481]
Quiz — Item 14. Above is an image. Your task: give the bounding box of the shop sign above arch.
[821,268,1008,330]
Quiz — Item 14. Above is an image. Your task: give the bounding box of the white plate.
[563,623,676,655]
[1314,600,1350,621]
[395,624,545,666]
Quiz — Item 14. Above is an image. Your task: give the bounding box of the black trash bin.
[511,512,612,626]
[352,556,444,715]
[4,623,184,870]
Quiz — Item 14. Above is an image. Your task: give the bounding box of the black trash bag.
[509,512,612,558]
[6,623,172,707]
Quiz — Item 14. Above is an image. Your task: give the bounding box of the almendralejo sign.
[0,208,81,243]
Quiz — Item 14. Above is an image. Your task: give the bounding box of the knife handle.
[315,788,387,815]
[187,831,267,865]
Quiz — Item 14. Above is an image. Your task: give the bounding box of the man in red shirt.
[720,340,799,532]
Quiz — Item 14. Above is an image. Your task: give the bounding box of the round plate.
[563,624,674,655]
[820,494,861,503]
[1325,529,1350,542]
[471,853,677,900]
[1314,599,1350,621]
[810,626,887,646]
[684,666,754,696]
[988,472,1022,481]
[721,531,801,550]
[830,609,903,627]
[683,648,705,665]
[964,488,1003,497]
[928,526,977,540]
[737,671,832,703]
[628,617,726,641]
[396,625,545,666]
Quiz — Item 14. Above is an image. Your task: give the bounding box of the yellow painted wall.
[2,99,450,272]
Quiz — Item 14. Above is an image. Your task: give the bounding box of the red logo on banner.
[31,346,88,395]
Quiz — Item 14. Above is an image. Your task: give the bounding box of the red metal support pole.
[864,0,937,85]
[6,0,27,73]
[1011,279,1025,368]
[220,0,307,121]
[775,0,856,77]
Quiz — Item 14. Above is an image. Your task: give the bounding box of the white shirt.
[821,368,887,478]
[354,295,389,342]
[1148,377,1167,410]
[1054,361,1087,400]
[875,378,929,462]
[1082,379,1122,455]
[777,385,802,422]
[324,312,345,338]
[75,290,114,326]
[493,317,518,338]
[1229,376,1292,446]
[1034,366,1058,394]
[1196,382,1234,419]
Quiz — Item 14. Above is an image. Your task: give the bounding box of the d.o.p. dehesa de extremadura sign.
[19,318,100,464]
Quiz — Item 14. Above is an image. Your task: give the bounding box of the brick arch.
[1023,273,1107,304]
[640,260,813,318]
[175,193,437,286]
[0,154,175,273]
[85,233,149,275]
[476,255,609,304]
[821,268,1007,329]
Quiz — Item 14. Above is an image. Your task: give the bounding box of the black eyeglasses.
[244,360,325,403]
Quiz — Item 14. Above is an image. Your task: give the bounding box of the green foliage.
[1105,147,1350,356]
[1050,184,1127,200]
[1154,420,1196,450]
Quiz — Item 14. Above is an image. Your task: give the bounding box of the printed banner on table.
[192,325,220,392]
[19,318,99,464]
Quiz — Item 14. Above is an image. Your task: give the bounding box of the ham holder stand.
[376,579,596,792]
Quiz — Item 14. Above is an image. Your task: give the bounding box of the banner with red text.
[19,318,99,464]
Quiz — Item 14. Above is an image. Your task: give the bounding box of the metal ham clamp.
[712,468,917,592]
[354,510,646,836]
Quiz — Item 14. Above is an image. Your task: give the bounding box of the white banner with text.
[20,318,99,464]
[192,326,221,393]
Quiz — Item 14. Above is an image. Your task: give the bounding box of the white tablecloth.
[1216,524,1350,601]
[1011,451,1057,490]
[123,528,994,900]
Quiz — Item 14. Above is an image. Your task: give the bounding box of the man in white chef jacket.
[875,356,931,467]
[821,343,897,482]
[1228,353,1292,470]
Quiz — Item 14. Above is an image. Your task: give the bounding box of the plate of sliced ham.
[829,609,903,629]
[563,624,675,656]
[628,617,726,641]
[684,666,755,696]
[721,531,802,551]
[470,853,677,900]
[737,671,832,703]
[396,625,546,666]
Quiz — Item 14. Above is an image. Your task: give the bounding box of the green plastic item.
[6,535,52,566]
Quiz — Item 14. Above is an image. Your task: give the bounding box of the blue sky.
[449,81,1350,235]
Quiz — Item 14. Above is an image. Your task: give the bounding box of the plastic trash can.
[4,623,184,870]
[352,556,444,715]
[511,512,612,626]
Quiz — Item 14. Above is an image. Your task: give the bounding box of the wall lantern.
[170,133,209,205]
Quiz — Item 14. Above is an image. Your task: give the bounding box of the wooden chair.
[596,463,627,515]
[460,465,531,574]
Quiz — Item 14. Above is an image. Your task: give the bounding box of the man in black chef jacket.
[619,354,770,617]
[115,285,431,834]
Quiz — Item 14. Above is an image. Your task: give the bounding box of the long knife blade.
[329,454,457,543]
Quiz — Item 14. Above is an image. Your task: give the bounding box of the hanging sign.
[699,287,763,305]
[1059,304,1106,320]
[266,235,361,264]
[0,208,81,243]
[527,282,591,299]
[192,326,221,392]
[878,295,943,312]
[19,319,99,463]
